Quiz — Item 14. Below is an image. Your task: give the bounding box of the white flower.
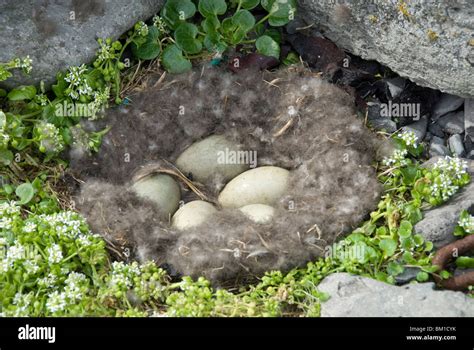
[23,222,37,233]
[64,272,87,301]
[458,215,474,234]
[136,21,148,37]
[0,201,21,216]
[397,131,417,148]
[23,259,40,275]
[6,243,26,267]
[38,273,58,288]
[47,244,63,264]
[46,291,67,313]
[382,149,408,166]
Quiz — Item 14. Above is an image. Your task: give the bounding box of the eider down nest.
[69,65,382,286]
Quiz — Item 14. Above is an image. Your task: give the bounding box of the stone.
[468,150,474,160]
[239,204,275,224]
[0,0,164,89]
[429,136,450,157]
[437,111,465,134]
[448,134,465,157]
[386,77,406,99]
[431,94,465,120]
[318,273,474,317]
[176,135,248,183]
[465,98,474,141]
[132,174,180,218]
[172,200,217,230]
[297,2,474,97]
[414,159,474,248]
[218,166,290,208]
[367,102,397,133]
[394,267,421,285]
[401,116,428,142]
[428,122,444,138]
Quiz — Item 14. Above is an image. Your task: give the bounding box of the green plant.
[152,0,296,72]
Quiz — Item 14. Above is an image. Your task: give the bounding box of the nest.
[69,65,382,285]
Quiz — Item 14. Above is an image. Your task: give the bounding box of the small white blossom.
[47,244,63,264]
[46,291,67,313]
[458,215,474,234]
[397,130,417,148]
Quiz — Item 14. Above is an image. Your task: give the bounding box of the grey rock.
[386,77,406,99]
[0,0,164,89]
[437,111,465,134]
[395,267,420,285]
[319,273,474,317]
[414,159,474,248]
[428,122,445,138]
[367,102,398,133]
[429,136,450,157]
[297,2,474,97]
[465,98,474,141]
[401,116,428,142]
[468,150,474,160]
[431,94,465,120]
[454,268,474,277]
[448,134,466,157]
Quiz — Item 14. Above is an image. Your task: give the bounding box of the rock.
[297,3,474,97]
[468,150,474,160]
[218,166,289,208]
[0,0,164,89]
[367,102,397,133]
[172,200,217,230]
[428,122,444,138]
[386,77,406,99]
[176,135,248,183]
[465,98,474,141]
[132,174,180,218]
[429,136,450,157]
[437,111,465,134]
[414,159,474,248]
[448,134,466,157]
[239,204,275,224]
[431,94,465,120]
[395,267,421,285]
[401,116,428,142]
[318,273,474,317]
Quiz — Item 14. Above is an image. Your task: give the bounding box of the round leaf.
[0,149,13,166]
[239,0,260,10]
[198,0,227,17]
[379,238,397,257]
[416,271,429,282]
[7,85,37,101]
[16,183,36,205]
[161,0,196,29]
[132,26,161,60]
[174,23,203,54]
[261,0,297,27]
[162,44,192,74]
[256,35,280,58]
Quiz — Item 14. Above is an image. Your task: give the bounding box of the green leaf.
[424,241,433,252]
[222,9,255,44]
[416,271,429,282]
[7,85,37,101]
[202,16,221,33]
[198,0,227,17]
[455,256,474,269]
[387,262,404,276]
[400,237,414,250]
[174,23,203,54]
[161,44,192,74]
[413,234,424,246]
[398,220,412,238]
[132,26,161,60]
[440,270,451,279]
[400,165,419,185]
[161,0,197,29]
[15,183,36,205]
[52,73,68,98]
[256,35,280,59]
[261,0,297,27]
[402,251,416,264]
[204,32,227,53]
[0,148,13,166]
[379,238,397,257]
[0,88,6,97]
[238,0,260,10]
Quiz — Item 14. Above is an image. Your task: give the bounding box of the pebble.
[431,93,464,120]
[437,111,465,134]
[448,134,465,157]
